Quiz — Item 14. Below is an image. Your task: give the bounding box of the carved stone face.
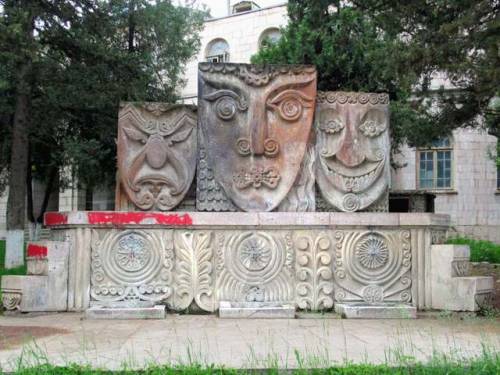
[315,92,390,211]
[198,63,317,211]
[117,102,197,211]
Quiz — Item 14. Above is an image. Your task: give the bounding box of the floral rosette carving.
[90,229,173,304]
[333,230,412,304]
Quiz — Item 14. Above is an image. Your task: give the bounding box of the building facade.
[0,2,498,243]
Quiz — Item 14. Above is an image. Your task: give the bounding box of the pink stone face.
[198,63,317,212]
[117,103,197,211]
[315,92,390,211]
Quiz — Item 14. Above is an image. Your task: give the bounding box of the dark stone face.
[315,92,390,211]
[117,102,197,211]
[198,63,317,212]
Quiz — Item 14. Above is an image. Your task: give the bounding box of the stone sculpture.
[116,102,197,211]
[315,92,390,212]
[198,63,317,212]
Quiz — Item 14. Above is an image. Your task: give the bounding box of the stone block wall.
[392,128,500,243]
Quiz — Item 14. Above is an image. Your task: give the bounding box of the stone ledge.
[334,303,417,319]
[218,301,295,319]
[44,211,450,228]
[85,305,166,319]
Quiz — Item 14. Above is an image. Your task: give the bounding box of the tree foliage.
[0,0,205,222]
[252,0,500,149]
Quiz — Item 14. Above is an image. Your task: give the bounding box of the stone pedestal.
[335,303,417,319]
[85,305,166,319]
[1,241,69,312]
[430,245,494,311]
[219,301,295,319]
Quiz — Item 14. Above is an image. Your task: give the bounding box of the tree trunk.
[5,3,34,268]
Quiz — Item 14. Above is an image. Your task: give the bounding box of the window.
[417,138,453,189]
[259,28,281,48]
[205,39,229,63]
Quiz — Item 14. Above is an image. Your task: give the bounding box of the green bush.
[446,237,500,264]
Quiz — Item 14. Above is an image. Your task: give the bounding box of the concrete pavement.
[0,313,499,371]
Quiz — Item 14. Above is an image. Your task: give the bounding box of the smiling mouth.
[322,157,384,193]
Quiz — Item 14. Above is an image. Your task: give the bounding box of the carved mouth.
[133,174,183,196]
[323,157,384,193]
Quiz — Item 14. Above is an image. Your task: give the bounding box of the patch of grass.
[9,355,500,374]
[446,237,500,263]
[0,239,27,277]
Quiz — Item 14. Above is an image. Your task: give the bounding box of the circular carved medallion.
[103,231,162,286]
[355,235,389,269]
[226,232,285,285]
[346,232,400,285]
[115,234,151,272]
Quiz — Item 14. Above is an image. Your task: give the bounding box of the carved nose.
[336,122,365,167]
[146,135,168,169]
[250,106,267,156]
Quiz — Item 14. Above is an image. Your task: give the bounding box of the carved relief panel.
[90,230,173,305]
[215,231,295,304]
[315,92,390,212]
[333,230,412,304]
[294,232,334,310]
[198,63,317,212]
[117,102,197,211]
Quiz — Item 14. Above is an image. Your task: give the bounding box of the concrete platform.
[218,301,295,319]
[334,303,417,319]
[85,305,165,320]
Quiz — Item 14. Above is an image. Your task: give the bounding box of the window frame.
[416,138,454,191]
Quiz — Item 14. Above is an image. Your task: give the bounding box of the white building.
[0,1,498,243]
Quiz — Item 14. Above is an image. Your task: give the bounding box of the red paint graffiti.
[87,212,193,226]
[27,244,48,258]
[44,212,68,226]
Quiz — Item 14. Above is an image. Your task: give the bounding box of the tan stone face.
[198,63,317,212]
[117,103,197,211]
[315,92,390,211]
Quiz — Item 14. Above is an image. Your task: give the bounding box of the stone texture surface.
[85,305,166,319]
[1,241,69,312]
[470,262,500,309]
[116,102,197,211]
[41,212,453,315]
[218,301,295,318]
[315,91,390,212]
[198,63,317,212]
[1,313,499,371]
[430,245,494,311]
[334,303,417,319]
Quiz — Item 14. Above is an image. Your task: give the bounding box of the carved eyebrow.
[265,76,315,102]
[202,89,248,111]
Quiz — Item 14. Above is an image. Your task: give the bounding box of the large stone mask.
[315,92,390,211]
[198,63,317,212]
[117,102,197,210]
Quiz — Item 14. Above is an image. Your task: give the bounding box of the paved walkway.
[0,313,499,370]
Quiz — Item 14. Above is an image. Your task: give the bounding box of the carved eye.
[359,120,386,137]
[203,89,248,122]
[320,119,344,134]
[267,89,314,122]
[215,96,237,120]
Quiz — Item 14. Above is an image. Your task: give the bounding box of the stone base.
[334,303,417,319]
[85,305,166,319]
[218,301,295,319]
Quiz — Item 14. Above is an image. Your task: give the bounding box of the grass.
[5,351,500,374]
[0,239,27,277]
[446,237,500,264]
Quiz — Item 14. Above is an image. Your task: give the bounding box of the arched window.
[205,39,230,62]
[259,28,281,48]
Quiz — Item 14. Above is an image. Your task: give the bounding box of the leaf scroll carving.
[172,231,215,312]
